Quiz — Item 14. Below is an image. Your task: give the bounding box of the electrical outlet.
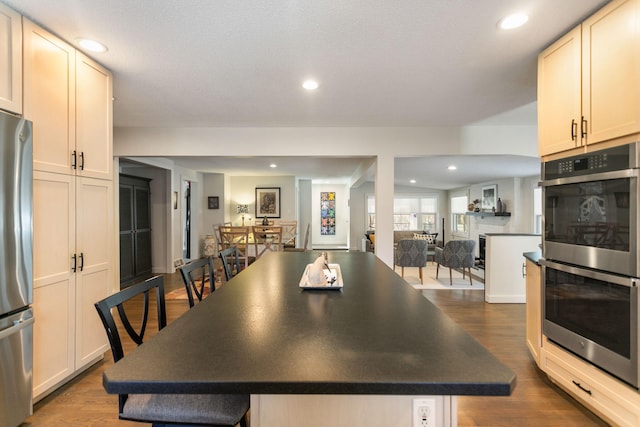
[413,398,436,427]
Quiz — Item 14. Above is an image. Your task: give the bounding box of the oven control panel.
[555,153,609,174]
[543,142,638,180]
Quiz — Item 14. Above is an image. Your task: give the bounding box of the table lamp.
[237,204,249,225]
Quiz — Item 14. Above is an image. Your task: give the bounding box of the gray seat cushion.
[122,393,249,425]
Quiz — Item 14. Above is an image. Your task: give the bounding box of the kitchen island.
[103,251,515,427]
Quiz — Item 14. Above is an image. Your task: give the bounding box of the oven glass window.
[545,267,631,358]
[545,178,630,251]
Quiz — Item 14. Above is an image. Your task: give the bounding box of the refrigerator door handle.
[0,316,34,341]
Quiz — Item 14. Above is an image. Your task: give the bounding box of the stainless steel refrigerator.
[0,110,33,427]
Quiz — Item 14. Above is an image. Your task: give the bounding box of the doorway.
[183,180,191,261]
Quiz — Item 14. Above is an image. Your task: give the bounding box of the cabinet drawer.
[542,343,640,426]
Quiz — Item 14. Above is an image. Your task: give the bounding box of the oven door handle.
[540,259,638,288]
[541,168,639,187]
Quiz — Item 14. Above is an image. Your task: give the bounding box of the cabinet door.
[76,52,113,180]
[75,177,112,369]
[134,184,152,276]
[538,25,582,157]
[23,19,76,175]
[32,171,75,399]
[525,259,542,366]
[582,0,640,145]
[119,183,136,283]
[0,3,22,113]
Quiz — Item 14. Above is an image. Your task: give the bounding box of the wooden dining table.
[103,251,515,427]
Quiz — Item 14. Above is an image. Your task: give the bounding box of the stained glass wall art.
[320,192,336,235]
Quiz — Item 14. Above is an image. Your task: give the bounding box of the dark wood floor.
[21,273,608,426]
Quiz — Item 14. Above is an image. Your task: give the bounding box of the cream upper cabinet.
[23,19,76,174]
[0,3,22,114]
[538,26,582,157]
[538,0,640,157]
[582,0,640,145]
[23,19,113,179]
[76,52,113,180]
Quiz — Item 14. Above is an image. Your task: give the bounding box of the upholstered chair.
[394,239,429,284]
[434,239,476,286]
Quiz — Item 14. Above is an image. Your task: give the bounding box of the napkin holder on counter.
[299,257,343,289]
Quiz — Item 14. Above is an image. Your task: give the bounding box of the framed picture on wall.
[320,191,336,235]
[208,196,219,209]
[481,185,497,211]
[255,187,281,218]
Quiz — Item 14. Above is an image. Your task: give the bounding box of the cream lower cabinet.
[0,3,22,114]
[542,338,640,426]
[525,258,542,366]
[33,171,113,400]
[538,0,640,157]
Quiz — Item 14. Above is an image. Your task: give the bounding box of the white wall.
[202,173,226,236]
[311,183,350,248]
[229,176,296,225]
[297,179,312,249]
[349,182,373,250]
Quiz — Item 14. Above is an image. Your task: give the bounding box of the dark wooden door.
[119,175,152,285]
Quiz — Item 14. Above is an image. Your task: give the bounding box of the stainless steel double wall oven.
[541,142,640,388]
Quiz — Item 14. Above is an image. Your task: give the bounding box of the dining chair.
[94,276,249,427]
[212,223,224,254]
[218,225,253,269]
[219,246,242,281]
[252,225,283,258]
[278,220,297,249]
[178,256,215,308]
[285,223,310,252]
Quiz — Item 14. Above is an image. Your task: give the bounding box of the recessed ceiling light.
[448,165,457,171]
[76,38,108,53]
[269,163,277,168]
[302,79,319,90]
[409,179,416,184]
[499,12,529,30]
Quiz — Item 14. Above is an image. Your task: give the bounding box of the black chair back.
[178,256,215,307]
[219,246,242,281]
[94,276,166,363]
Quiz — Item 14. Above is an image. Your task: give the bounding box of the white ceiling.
[4,0,608,188]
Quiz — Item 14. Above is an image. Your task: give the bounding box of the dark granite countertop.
[523,251,542,264]
[104,251,515,396]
